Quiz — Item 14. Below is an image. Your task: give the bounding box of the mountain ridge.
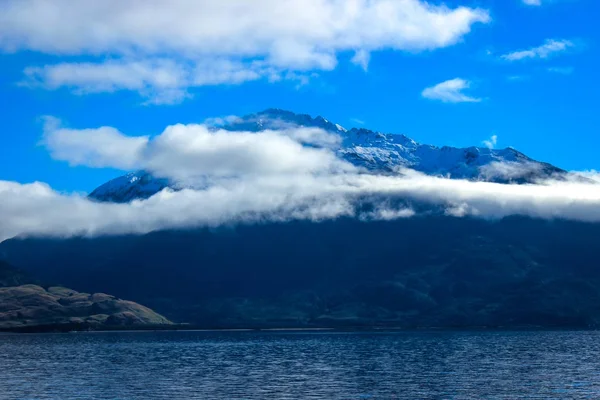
[89,109,565,203]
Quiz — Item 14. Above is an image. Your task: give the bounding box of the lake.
[1,330,599,399]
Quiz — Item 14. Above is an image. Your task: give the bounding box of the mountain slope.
[226,109,563,178]
[3,216,600,329]
[0,260,31,288]
[89,171,171,203]
[88,109,565,203]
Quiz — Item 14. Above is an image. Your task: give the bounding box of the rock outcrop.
[0,284,171,329]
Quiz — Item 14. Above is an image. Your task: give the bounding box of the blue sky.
[1,0,598,193]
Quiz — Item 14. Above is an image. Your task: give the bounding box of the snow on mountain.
[222,108,348,134]
[88,109,565,203]
[89,171,171,202]
[339,127,561,180]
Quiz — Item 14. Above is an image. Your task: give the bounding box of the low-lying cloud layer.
[3,168,600,243]
[1,120,600,242]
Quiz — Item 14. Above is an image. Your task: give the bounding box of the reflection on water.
[1,330,600,399]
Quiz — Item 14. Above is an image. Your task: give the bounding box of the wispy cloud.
[506,75,530,82]
[351,50,371,72]
[501,39,573,61]
[422,78,482,103]
[22,59,276,105]
[522,0,542,6]
[548,66,574,75]
[482,134,498,149]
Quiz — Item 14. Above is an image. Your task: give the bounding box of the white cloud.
[202,115,244,128]
[522,0,542,6]
[0,0,491,56]
[422,78,481,103]
[5,168,600,243]
[1,0,490,102]
[482,134,498,149]
[501,39,573,61]
[478,161,545,182]
[42,119,352,183]
[22,59,272,104]
[570,170,600,184]
[351,50,371,72]
[41,117,148,169]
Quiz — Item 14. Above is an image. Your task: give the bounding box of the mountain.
[3,216,600,329]
[89,171,170,203]
[4,109,592,330]
[225,109,563,178]
[88,109,565,203]
[0,260,30,288]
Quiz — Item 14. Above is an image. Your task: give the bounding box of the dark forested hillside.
[2,216,600,329]
[0,260,31,287]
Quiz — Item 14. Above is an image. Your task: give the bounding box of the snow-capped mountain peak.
[88,109,565,203]
[222,108,348,134]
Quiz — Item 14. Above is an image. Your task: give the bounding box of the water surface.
[1,330,599,399]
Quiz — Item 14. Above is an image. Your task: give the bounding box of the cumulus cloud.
[422,78,481,103]
[41,117,149,169]
[1,0,490,102]
[42,119,352,183]
[482,135,498,149]
[501,39,573,61]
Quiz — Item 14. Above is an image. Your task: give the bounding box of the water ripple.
[1,330,600,399]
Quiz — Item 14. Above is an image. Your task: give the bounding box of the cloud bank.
[4,168,600,244]
[1,0,490,103]
[2,120,600,243]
